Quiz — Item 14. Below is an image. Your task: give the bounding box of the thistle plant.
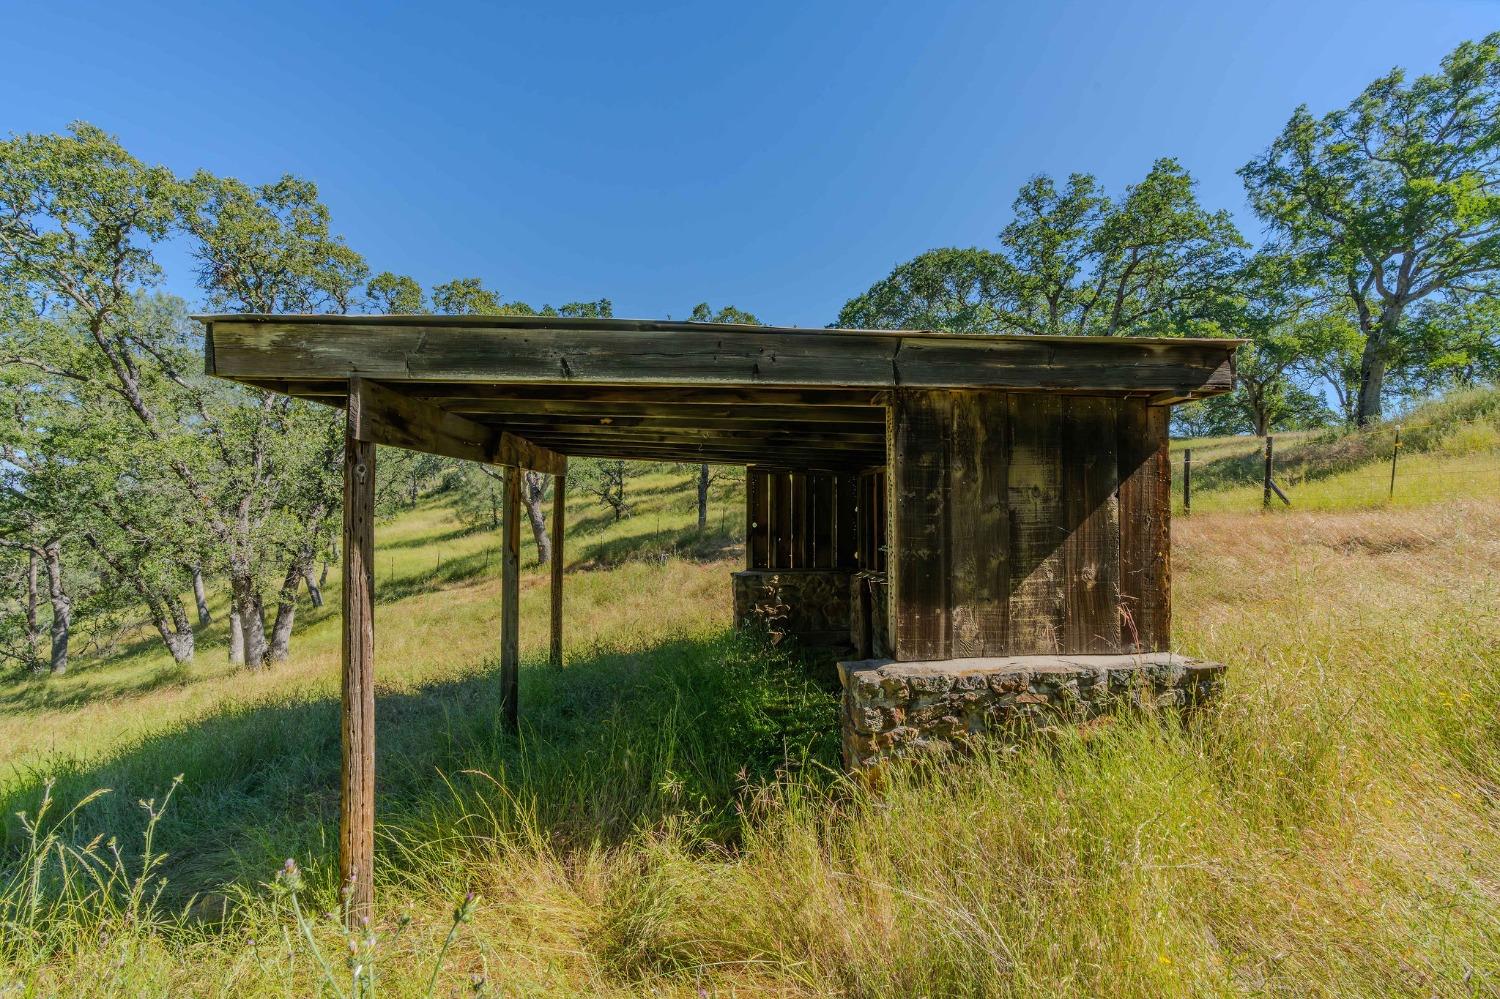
[272,858,478,999]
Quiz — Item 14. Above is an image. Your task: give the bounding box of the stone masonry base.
[837,654,1226,771]
[732,569,854,648]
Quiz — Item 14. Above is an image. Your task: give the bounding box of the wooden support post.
[1118,401,1171,651]
[1262,435,1274,509]
[340,383,376,925]
[500,466,521,729]
[1183,447,1192,515]
[1389,426,1401,499]
[550,473,566,668]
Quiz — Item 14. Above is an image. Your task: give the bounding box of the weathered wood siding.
[744,468,860,571]
[886,390,1170,660]
[206,318,1238,399]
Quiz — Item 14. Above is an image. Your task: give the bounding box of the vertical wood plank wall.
[744,468,861,571]
[886,390,1170,661]
[1117,403,1172,650]
[856,470,887,573]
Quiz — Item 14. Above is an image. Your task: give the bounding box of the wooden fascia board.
[205,321,1240,397]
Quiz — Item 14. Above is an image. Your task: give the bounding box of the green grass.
[2,431,1499,995]
[1173,386,1500,514]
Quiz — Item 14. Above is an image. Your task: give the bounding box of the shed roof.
[198,314,1240,470]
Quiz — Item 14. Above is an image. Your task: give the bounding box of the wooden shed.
[199,313,1240,919]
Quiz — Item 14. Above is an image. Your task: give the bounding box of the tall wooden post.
[1182,447,1192,515]
[1388,426,1401,499]
[1262,435,1275,509]
[500,466,521,729]
[340,382,376,925]
[549,473,566,668]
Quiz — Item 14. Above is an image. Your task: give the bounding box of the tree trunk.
[154,595,196,664]
[24,552,40,672]
[1355,341,1387,427]
[268,556,308,663]
[522,470,551,567]
[697,464,710,529]
[1355,306,1400,427]
[228,603,245,665]
[230,572,267,668]
[303,567,324,608]
[162,629,195,664]
[320,557,332,588]
[41,541,70,676]
[1251,389,1270,436]
[191,564,213,625]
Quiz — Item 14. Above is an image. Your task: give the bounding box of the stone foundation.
[732,569,854,648]
[837,653,1225,770]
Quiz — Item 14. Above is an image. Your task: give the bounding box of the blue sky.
[5,0,1496,325]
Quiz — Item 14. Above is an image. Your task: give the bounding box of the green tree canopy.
[1240,32,1500,424]
[838,159,1246,337]
[366,271,424,313]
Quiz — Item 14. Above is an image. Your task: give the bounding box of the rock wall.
[838,653,1225,770]
[732,569,854,648]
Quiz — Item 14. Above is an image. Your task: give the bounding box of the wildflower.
[276,858,304,894]
[455,891,478,924]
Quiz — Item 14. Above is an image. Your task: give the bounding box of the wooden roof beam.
[349,378,566,475]
[462,415,884,436]
[443,401,886,423]
[489,425,885,447]
[544,440,880,467]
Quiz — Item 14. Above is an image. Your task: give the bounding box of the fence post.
[1262,435,1274,510]
[1183,447,1192,516]
[1388,425,1401,499]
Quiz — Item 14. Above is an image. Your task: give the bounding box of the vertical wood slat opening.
[746,467,863,572]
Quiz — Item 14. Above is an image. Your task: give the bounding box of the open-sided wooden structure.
[199,313,1239,920]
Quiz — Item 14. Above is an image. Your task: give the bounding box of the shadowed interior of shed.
[198,312,1240,923]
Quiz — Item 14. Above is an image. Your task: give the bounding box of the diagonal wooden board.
[347,378,566,475]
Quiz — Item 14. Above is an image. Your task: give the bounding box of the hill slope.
[2,435,1498,995]
[1174,386,1500,513]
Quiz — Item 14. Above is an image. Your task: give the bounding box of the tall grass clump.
[1,776,182,971]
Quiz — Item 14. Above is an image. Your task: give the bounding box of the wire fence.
[1170,415,1500,515]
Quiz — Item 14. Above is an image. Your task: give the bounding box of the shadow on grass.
[373,547,500,604]
[377,522,479,550]
[578,525,740,569]
[0,661,199,716]
[0,630,840,910]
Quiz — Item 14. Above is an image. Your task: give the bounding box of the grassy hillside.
[1172,387,1500,513]
[2,413,1499,996]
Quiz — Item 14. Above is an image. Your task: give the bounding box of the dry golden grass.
[2,467,1498,996]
